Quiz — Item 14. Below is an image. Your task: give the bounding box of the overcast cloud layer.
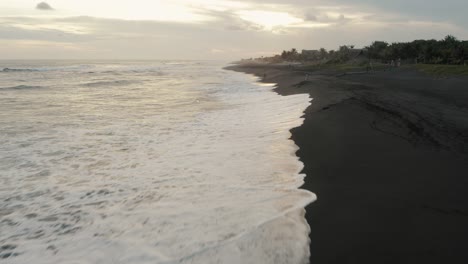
[0,0,467,60]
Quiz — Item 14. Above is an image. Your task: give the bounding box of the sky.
[0,0,467,60]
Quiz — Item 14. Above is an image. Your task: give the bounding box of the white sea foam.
[0,61,315,263]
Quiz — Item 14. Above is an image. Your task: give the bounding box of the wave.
[166,191,315,264]
[80,80,139,87]
[1,65,167,75]
[1,65,94,73]
[1,68,38,73]
[0,62,314,264]
[0,85,45,90]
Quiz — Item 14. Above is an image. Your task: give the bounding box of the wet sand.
[226,64,468,264]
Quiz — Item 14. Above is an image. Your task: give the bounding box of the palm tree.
[319,48,327,60]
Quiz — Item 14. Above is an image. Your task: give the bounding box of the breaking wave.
[0,61,315,264]
[0,85,45,90]
[1,68,38,72]
[80,80,140,87]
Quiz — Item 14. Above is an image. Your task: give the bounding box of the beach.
[227,64,468,263]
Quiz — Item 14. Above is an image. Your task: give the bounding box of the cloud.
[193,9,264,31]
[211,48,225,54]
[304,13,317,21]
[36,2,54,11]
[2,1,468,60]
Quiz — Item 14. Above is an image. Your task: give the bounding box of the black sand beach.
[227,64,468,264]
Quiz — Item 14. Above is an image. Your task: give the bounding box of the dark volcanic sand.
[227,64,468,264]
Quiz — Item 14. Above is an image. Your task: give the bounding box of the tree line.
[247,35,468,65]
[366,35,468,64]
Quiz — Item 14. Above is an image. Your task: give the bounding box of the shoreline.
[226,63,468,263]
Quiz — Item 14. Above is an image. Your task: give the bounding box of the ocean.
[0,60,315,263]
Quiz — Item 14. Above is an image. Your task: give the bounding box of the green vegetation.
[301,63,364,72]
[300,60,392,72]
[366,35,468,65]
[412,64,468,77]
[267,45,360,64]
[298,62,468,77]
[244,35,468,68]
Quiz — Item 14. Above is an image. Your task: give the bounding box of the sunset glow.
[237,10,303,30]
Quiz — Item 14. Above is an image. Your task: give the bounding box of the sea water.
[0,61,316,264]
